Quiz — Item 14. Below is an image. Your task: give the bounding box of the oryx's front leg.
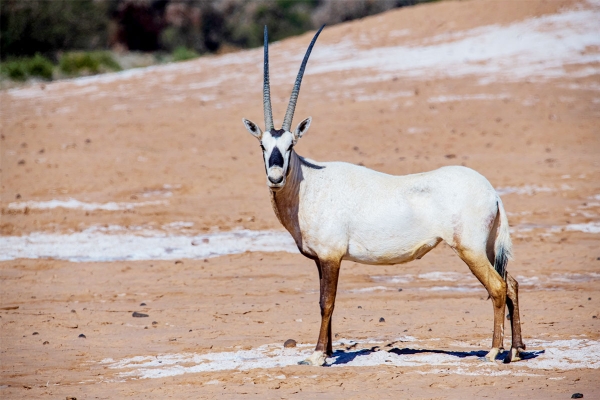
[298,258,340,366]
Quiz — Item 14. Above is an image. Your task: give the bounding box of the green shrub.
[26,54,54,80]
[60,51,121,76]
[0,54,54,81]
[1,60,28,81]
[172,46,199,62]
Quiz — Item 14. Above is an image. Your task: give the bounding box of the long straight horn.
[281,25,325,132]
[263,26,274,132]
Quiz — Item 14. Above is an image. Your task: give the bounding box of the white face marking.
[260,130,295,190]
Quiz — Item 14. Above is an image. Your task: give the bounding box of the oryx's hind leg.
[504,272,526,363]
[456,249,507,362]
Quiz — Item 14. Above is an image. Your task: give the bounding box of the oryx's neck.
[269,151,303,242]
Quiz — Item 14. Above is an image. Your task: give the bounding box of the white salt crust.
[100,338,600,380]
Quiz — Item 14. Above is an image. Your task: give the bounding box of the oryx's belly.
[344,235,442,265]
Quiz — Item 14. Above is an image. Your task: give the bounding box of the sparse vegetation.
[59,52,121,76]
[1,0,433,83]
[171,47,200,62]
[0,54,54,81]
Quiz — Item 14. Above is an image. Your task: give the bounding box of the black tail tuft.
[494,247,509,280]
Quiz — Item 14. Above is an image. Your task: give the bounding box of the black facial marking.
[268,147,284,168]
[270,128,286,138]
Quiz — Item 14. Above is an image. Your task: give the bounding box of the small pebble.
[78,334,86,339]
[43,341,49,345]
[284,339,297,348]
[593,316,597,319]
[140,303,147,306]
[588,297,591,300]
[358,306,362,309]
[174,260,183,264]
[152,321,158,325]
[66,397,77,400]
[132,312,149,318]
[398,288,403,292]
[379,317,386,323]
[189,329,192,332]
[571,394,583,399]
[428,328,432,331]
[169,338,177,341]
[32,332,39,335]
[71,309,76,313]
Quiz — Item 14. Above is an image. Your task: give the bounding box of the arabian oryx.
[242,26,525,366]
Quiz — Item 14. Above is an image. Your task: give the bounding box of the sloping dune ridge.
[1,0,599,398]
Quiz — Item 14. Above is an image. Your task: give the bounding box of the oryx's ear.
[242,118,263,139]
[293,117,312,141]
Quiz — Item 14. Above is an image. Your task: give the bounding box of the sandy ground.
[1,0,599,398]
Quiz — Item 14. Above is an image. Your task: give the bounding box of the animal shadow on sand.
[328,344,543,366]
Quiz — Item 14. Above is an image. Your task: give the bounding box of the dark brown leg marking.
[504,272,526,362]
[315,258,340,356]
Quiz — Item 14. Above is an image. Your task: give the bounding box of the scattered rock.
[358,306,362,309]
[18,159,25,165]
[140,303,147,306]
[132,312,149,318]
[169,338,177,341]
[398,288,403,292]
[15,194,21,199]
[174,260,183,264]
[445,154,456,159]
[85,139,91,144]
[428,328,432,331]
[0,306,19,310]
[78,334,86,339]
[152,321,158,325]
[71,309,76,313]
[571,394,583,399]
[32,332,39,335]
[379,317,386,323]
[66,397,77,400]
[284,339,297,348]
[43,341,49,345]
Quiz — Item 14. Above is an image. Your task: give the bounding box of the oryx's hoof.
[503,347,524,363]
[298,351,326,366]
[484,347,501,362]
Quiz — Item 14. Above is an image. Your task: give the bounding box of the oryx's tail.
[494,196,513,280]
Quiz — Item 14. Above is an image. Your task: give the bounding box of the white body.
[273,153,503,266]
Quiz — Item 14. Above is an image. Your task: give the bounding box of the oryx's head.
[243,25,324,190]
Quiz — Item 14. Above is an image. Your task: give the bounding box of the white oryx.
[242,26,525,366]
